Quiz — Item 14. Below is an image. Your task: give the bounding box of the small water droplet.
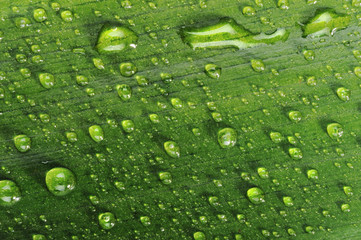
[336,87,351,101]
[159,172,172,184]
[270,132,284,143]
[289,148,303,160]
[119,62,137,77]
[251,59,265,72]
[33,8,47,22]
[283,196,294,207]
[288,111,302,123]
[116,84,132,101]
[39,73,55,89]
[121,120,135,133]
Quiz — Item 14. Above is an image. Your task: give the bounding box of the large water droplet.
[119,62,137,77]
[95,24,138,53]
[0,180,21,206]
[217,128,237,148]
[98,212,116,230]
[45,167,76,196]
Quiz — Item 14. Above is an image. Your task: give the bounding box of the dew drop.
[270,132,283,143]
[116,84,132,101]
[288,148,303,160]
[303,50,315,61]
[193,231,206,240]
[164,141,180,158]
[95,24,138,53]
[204,64,221,79]
[327,123,343,140]
[283,196,294,207]
[33,8,47,22]
[61,10,73,22]
[13,135,31,152]
[307,169,319,180]
[159,172,172,184]
[0,180,21,206]
[89,125,104,143]
[288,111,302,123]
[140,216,151,226]
[98,212,116,230]
[247,187,265,204]
[336,87,350,101]
[45,167,76,196]
[251,59,265,72]
[39,73,55,89]
[242,6,256,16]
[121,120,135,133]
[217,128,237,148]
[119,62,137,77]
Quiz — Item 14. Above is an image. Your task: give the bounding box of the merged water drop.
[181,18,288,50]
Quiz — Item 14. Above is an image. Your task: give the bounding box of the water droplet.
[33,8,47,22]
[270,132,283,143]
[288,228,296,236]
[121,120,135,133]
[257,167,269,179]
[149,114,160,123]
[307,169,318,180]
[13,135,31,152]
[140,216,151,226]
[136,76,149,86]
[343,186,353,197]
[288,111,302,123]
[336,87,350,101]
[289,148,303,160]
[303,50,315,61]
[211,112,222,122]
[247,187,265,204]
[204,64,221,79]
[303,10,351,37]
[164,141,180,158]
[60,10,73,22]
[32,234,46,240]
[217,128,237,148]
[251,59,265,72]
[327,123,343,140]
[283,196,294,207]
[92,58,105,69]
[353,0,361,7]
[95,24,138,53]
[89,125,104,142]
[39,73,55,89]
[181,18,288,50]
[305,226,315,234]
[159,172,172,184]
[76,75,89,86]
[193,231,206,240]
[242,6,256,16]
[116,84,132,101]
[15,17,31,28]
[98,212,116,230]
[119,62,137,77]
[277,0,289,9]
[341,203,350,212]
[0,180,21,206]
[306,76,317,86]
[160,73,173,83]
[354,66,361,78]
[45,167,76,196]
[171,98,183,108]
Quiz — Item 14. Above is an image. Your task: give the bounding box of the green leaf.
[1,0,361,239]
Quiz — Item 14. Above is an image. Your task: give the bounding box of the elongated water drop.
[13,135,31,152]
[181,18,288,50]
[0,180,21,206]
[45,167,76,196]
[217,128,237,148]
[95,24,138,53]
[303,10,351,37]
[89,125,104,142]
